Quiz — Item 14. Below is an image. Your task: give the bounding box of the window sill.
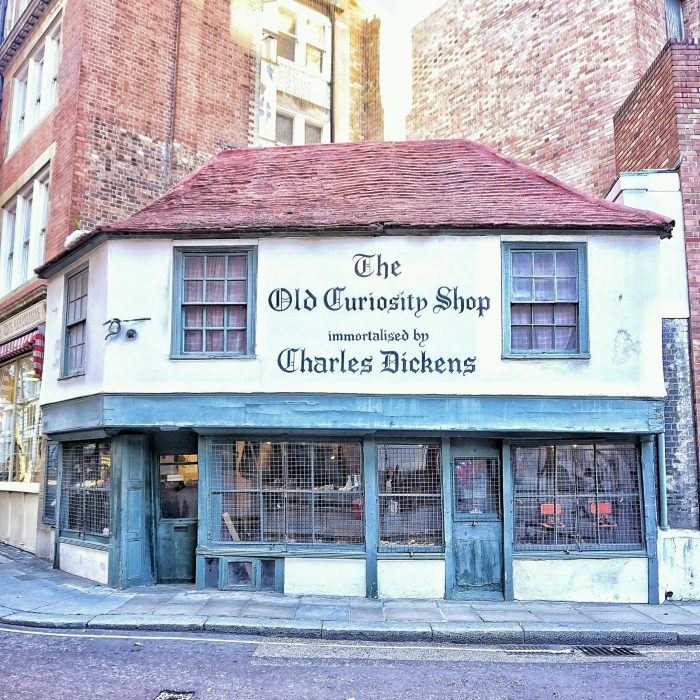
[513,550,647,560]
[502,352,591,360]
[0,481,39,493]
[200,545,365,558]
[377,551,445,560]
[59,536,109,551]
[169,353,256,361]
[58,371,86,380]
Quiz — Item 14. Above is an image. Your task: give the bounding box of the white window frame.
[0,167,50,295]
[3,0,30,39]
[8,20,62,153]
[275,107,329,146]
[267,0,332,81]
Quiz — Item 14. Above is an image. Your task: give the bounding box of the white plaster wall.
[59,542,108,584]
[378,559,445,599]
[513,557,648,603]
[0,490,38,552]
[41,245,109,405]
[283,557,366,596]
[42,234,665,404]
[608,171,688,319]
[658,529,700,601]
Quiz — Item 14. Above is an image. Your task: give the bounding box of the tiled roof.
[38,140,673,274]
[100,140,671,234]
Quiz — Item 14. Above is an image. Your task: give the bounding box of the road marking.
[0,625,571,654]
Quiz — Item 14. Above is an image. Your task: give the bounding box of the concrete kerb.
[1,610,700,645]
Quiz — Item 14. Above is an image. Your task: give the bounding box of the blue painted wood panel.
[43,393,665,436]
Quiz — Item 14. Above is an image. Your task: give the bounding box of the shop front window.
[60,441,111,539]
[207,440,363,546]
[513,443,644,551]
[0,355,43,483]
[377,443,443,551]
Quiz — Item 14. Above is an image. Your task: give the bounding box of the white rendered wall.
[41,245,109,405]
[59,542,108,584]
[658,529,700,601]
[41,234,665,405]
[283,557,366,596]
[378,559,445,599]
[513,557,648,603]
[608,171,688,319]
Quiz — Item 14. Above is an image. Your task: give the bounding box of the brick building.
[0,0,381,558]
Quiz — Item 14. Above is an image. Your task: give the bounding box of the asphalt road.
[1,626,700,700]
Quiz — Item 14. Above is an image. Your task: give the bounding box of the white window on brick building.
[275,108,328,145]
[0,168,49,295]
[268,1,332,80]
[665,0,684,38]
[8,21,61,152]
[3,0,30,39]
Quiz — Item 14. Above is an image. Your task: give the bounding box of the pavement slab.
[242,600,299,619]
[385,602,444,622]
[476,610,538,623]
[295,604,350,621]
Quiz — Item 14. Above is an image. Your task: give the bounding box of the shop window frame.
[170,247,257,359]
[502,241,589,359]
[511,440,646,555]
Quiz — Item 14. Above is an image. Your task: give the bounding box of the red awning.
[0,331,34,363]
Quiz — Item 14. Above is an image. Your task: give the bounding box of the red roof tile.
[38,140,673,273]
[101,140,672,234]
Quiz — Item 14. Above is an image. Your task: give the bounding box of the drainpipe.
[0,0,8,122]
[657,433,669,530]
[329,3,335,143]
[163,0,182,188]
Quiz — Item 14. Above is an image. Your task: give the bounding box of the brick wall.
[407,0,677,196]
[615,40,700,529]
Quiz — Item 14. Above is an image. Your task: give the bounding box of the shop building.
[37,140,673,602]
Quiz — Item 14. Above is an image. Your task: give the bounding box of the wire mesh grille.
[60,441,111,537]
[208,441,364,545]
[377,444,443,550]
[453,456,500,518]
[513,444,643,551]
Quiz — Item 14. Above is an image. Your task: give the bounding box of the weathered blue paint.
[450,439,503,599]
[43,393,666,436]
[157,519,197,582]
[641,435,660,604]
[502,241,590,359]
[501,441,514,601]
[363,436,378,598]
[657,433,669,531]
[442,437,455,598]
[113,435,155,588]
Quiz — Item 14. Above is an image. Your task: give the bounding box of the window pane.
[278,34,295,61]
[227,280,247,302]
[511,325,532,350]
[227,331,247,353]
[184,255,204,278]
[206,330,225,353]
[534,252,554,276]
[511,304,531,324]
[453,457,500,517]
[276,113,294,145]
[183,306,203,328]
[206,256,225,278]
[555,326,577,351]
[534,278,555,301]
[307,20,324,46]
[556,277,577,301]
[532,304,553,325]
[512,277,532,301]
[305,122,323,144]
[206,305,225,327]
[511,252,532,276]
[556,251,577,276]
[205,280,225,302]
[227,256,246,279]
[306,44,322,73]
[184,330,202,353]
[184,280,203,302]
[377,444,443,549]
[227,306,246,328]
[279,8,296,35]
[533,326,554,350]
[554,304,577,324]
